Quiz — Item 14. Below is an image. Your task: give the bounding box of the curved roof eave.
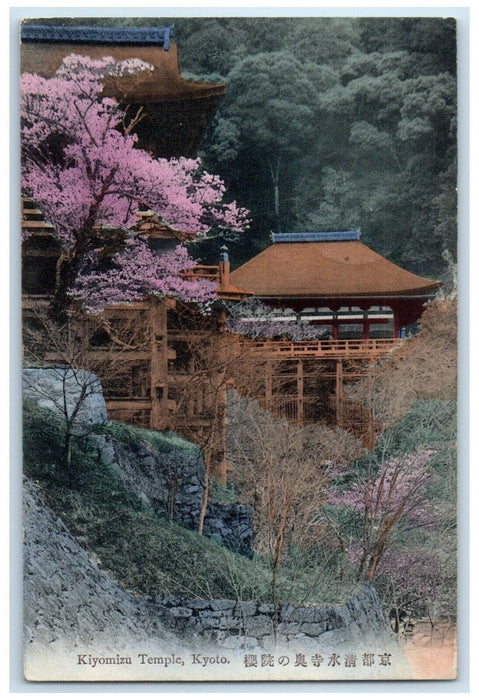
[20,41,226,103]
[230,240,441,299]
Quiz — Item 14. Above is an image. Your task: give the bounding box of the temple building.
[229,231,440,445]
[20,24,442,477]
[230,230,440,340]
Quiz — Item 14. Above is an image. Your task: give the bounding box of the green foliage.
[209,477,240,505]
[23,399,66,481]
[24,402,265,599]
[23,394,456,613]
[376,399,456,455]
[186,17,456,279]
[98,420,200,457]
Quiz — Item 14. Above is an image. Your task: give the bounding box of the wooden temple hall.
[21,24,441,478]
[231,230,440,341]
[229,231,440,444]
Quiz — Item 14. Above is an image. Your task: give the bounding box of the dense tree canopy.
[25,17,456,282]
[175,17,457,281]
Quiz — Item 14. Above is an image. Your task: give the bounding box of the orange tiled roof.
[230,238,440,299]
[132,211,196,243]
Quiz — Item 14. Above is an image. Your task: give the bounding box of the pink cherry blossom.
[327,448,437,582]
[71,238,217,313]
[328,449,436,527]
[21,54,249,311]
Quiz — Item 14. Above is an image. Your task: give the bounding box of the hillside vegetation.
[23,401,358,605]
[225,297,457,617]
[23,297,457,616]
[346,298,457,429]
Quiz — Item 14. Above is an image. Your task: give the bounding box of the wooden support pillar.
[217,402,228,485]
[213,331,228,484]
[149,298,169,429]
[332,317,339,340]
[265,361,273,412]
[335,359,344,426]
[393,313,400,339]
[297,359,304,424]
[219,259,230,290]
[362,315,370,339]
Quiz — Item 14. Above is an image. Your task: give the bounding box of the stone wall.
[24,478,396,657]
[147,587,396,651]
[23,478,179,651]
[203,503,253,555]
[92,432,253,555]
[23,368,253,555]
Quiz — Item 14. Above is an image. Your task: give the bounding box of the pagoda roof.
[230,232,440,300]
[20,24,225,104]
[20,24,226,158]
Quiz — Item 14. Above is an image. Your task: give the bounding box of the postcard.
[19,15,458,683]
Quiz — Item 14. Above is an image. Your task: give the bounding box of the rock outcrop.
[23,368,254,554]
[23,368,108,426]
[91,431,254,555]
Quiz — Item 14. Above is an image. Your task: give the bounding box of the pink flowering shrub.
[327,448,436,582]
[378,547,443,601]
[21,54,248,311]
[72,239,218,313]
[329,450,436,526]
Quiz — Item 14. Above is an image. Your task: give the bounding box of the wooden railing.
[239,337,403,360]
[191,265,220,283]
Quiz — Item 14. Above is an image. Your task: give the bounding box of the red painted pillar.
[393,313,400,338]
[363,319,370,339]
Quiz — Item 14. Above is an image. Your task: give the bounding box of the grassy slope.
[23,401,270,600]
[23,400,362,605]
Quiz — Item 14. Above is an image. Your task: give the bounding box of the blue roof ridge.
[21,24,175,50]
[271,230,361,243]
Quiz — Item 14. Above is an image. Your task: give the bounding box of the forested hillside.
[175,17,457,282]
[27,16,457,283]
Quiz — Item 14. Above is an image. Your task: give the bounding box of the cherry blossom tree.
[71,238,217,314]
[21,54,248,314]
[326,448,436,583]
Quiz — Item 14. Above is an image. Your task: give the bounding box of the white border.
[6,4,472,697]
